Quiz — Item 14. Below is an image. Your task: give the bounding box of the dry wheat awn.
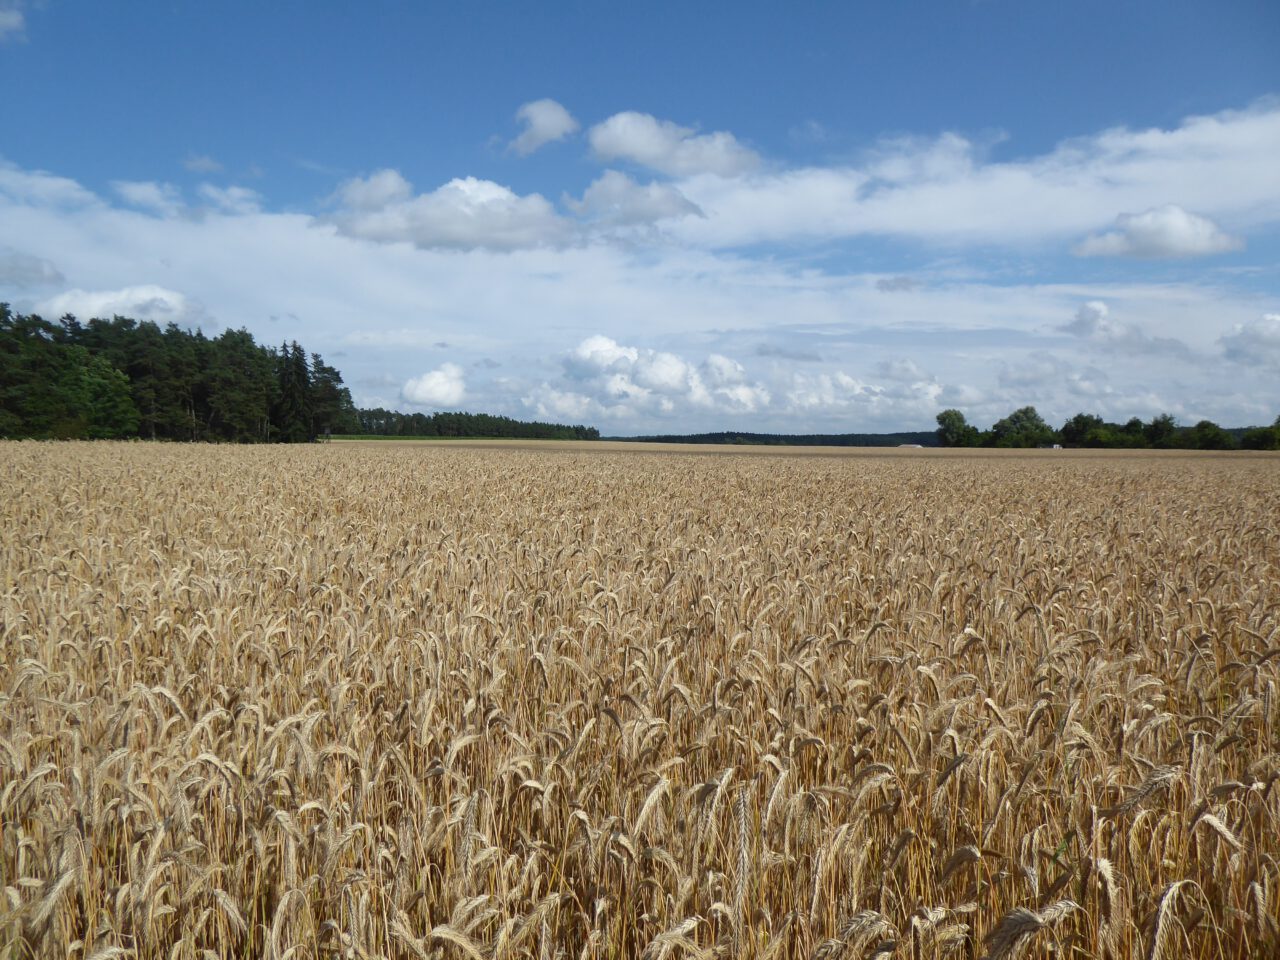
[1,440,1277,958]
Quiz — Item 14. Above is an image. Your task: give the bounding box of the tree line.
[352,408,599,440]
[936,406,1280,450]
[0,305,600,443]
[1,305,358,442]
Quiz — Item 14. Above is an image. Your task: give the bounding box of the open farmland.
[2,441,1278,959]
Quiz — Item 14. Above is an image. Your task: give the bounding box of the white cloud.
[3,146,1279,433]
[668,101,1280,248]
[0,6,24,41]
[716,382,772,412]
[199,183,262,215]
[334,170,568,250]
[113,180,183,217]
[36,285,212,328]
[566,335,698,402]
[0,250,63,287]
[105,179,264,220]
[865,131,978,185]
[1059,300,1190,357]
[633,351,691,394]
[1064,366,1115,400]
[588,111,760,177]
[184,153,223,174]
[527,387,598,423]
[337,168,412,209]
[786,371,882,411]
[566,334,639,375]
[877,358,929,382]
[996,351,1071,390]
[1061,300,1121,339]
[781,365,945,426]
[695,353,770,411]
[402,363,466,407]
[982,351,1196,424]
[1220,314,1280,367]
[666,166,875,248]
[568,170,702,226]
[1075,204,1243,258]
[87,99,1275,262]
[536,335,770,420]
[702,353,745,387]
[0,161,98,207]
[510,98,580,155]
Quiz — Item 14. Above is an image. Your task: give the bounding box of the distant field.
[332,435,1273,459]
[2,441,1278,958]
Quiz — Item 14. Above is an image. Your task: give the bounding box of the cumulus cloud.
[568,336,693,400]
[532,335,770,420]
[1059,300,1190,357]
[700,353,770,410]
[527,387,597,423]
[402,363,466,407]
[588,111,760,177]
[565,334,638,377]
[1064,366,1115,400]
[1075,204,1243,258]
[995,353,1120,407]
[567,170,702,226]
[993,351,1160,418]
[36,285,212,328]
[333,170,568,250]
[1060,300,1122,339]
[0,250,63,287]
[777,362,949,428]
[199,183,262,215]
[877,358,929,382]
[112,180,183,217]
[1220,314,1280,366]
[786,371,883,411]
[510,98,580,155]
[702,353,745,386]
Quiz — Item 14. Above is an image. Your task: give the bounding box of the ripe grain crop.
[2,440,1278,959]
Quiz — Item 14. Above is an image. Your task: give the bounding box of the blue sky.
[2,1,1279,433]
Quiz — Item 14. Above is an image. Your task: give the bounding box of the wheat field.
[2,440,1278,959]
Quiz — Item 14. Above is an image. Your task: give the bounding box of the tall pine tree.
[273,341,313,442]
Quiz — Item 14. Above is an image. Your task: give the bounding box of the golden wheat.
[1,440,1278,958]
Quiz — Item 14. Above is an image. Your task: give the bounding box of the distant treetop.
[935,405,1278,451]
